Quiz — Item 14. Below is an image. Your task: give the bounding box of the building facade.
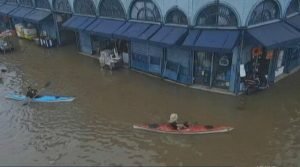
[0,0,56,47]
[0,0,300,95]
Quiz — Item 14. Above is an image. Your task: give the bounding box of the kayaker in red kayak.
[168,113,189,130]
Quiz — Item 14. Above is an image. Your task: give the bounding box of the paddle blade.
[22,98,30,106]
[44,81,51,88]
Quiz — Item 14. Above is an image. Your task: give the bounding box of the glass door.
[194,52,213,86]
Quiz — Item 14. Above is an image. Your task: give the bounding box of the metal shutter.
[131,42,149,72]
[164,48,192,84]
[148,44,163,75]
[79,32,92,54]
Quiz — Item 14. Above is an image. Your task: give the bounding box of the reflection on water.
[0,39,299,166]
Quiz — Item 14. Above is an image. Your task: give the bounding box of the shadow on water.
[0,39,299,166]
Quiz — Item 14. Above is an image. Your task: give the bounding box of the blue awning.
[0,4,18,15]
[87,18,125,38]
[195,30,240,52]
[77,17,95,31]
[182,29,201,47]
[137,24,160,41]
[150,26,188,46]
[182,29,239,53]
[23,9,51,23]
[85,19,102,32]
[113,22,131,38]
[247,22,300,49]
[8,7,33,19]
[286,14,300,30]
[62,15,95,31]
[113,22,160,41]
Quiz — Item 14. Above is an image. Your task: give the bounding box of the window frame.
[53,0,72,14]
[165,8,188,25]
[286,0,300,16]
[73,0,96,16]
[129,0,161,22]
[18,0,33,7]
[196,3,238,27]
[248,0,280,26]
[99,0,126,19]
[35,0,51,10]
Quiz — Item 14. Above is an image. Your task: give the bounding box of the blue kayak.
[5,94,75,103]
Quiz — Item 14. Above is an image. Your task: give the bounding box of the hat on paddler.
[168,113,178,123]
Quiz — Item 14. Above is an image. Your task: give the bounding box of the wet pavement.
[0,39,299,166]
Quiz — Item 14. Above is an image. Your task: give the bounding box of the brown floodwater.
[0,39,299,166]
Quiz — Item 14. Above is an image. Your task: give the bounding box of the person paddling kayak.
[26,86,39,98]
[168,113,189,130]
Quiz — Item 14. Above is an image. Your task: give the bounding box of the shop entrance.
[0,16,12,31]
[274,50,285,78]
[92,36,129,68]
[194,51,232,89]
[92,37,128,57]
[55,13,76,45]
[243,47,271,93]
[285,47,300,72]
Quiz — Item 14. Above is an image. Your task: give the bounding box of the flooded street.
[0,39,299,166]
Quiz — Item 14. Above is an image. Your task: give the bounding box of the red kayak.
[133,123,234,135]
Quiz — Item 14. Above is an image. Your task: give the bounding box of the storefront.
[62,15,95,54]
[7,0,56,47]
[148,25,192,84]
[113,22,161,72]
[284,46,300,72]
[62,0,96,54]
[0,15,10,31]
[9,6,36,40]
[27,0,56,48]
[244,47,272,86]
[85,18,127,59]
[164,48,193,84]
[183,29,240,91]
[273,50,286,78]
[0,1,18,31]
[246,21,300,84]
[52,0,75,46]
[77,0,130,64]
[194,51,233,89]
[285,14,300,72]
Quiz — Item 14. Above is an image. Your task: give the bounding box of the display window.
[194,51,232,89]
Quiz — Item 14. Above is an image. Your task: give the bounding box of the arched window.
[6,0,17,4]
[196,4,238,27]
[35,0,51,9]
[19,0,33,7]
[286,0,300,16]
[248,0,280,25]
[53,0,72,13]
[74,0,96,16]
[166,8,188,25]
[130,0,161,22]
[99,0,125,19]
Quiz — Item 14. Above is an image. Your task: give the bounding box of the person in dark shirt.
[26,86,39,98]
